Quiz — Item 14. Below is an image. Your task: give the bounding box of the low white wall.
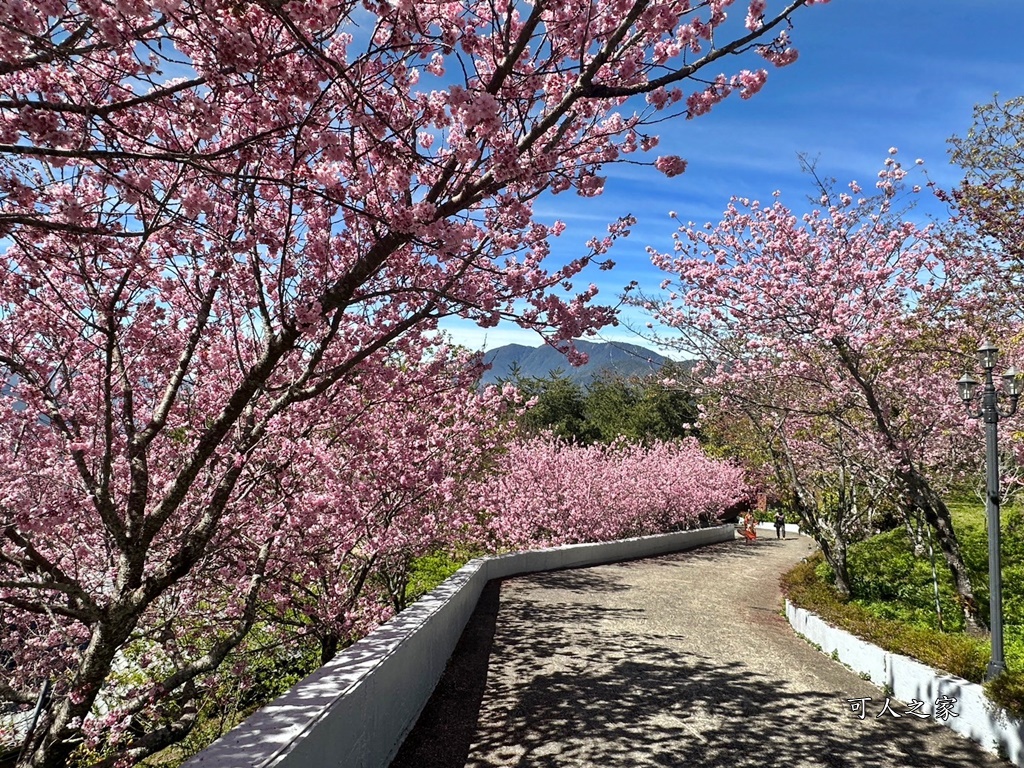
[185,525,733,768]
[754,522,800,535]
[787,600,1024,765]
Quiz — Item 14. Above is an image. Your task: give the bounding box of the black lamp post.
[957,341,1021,680]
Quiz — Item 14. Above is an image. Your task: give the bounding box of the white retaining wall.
[755,522,800,536]
[185,525,733,768]
[787,600,1024,765]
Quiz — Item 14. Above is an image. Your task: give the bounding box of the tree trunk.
[320,633,340,666]
[901,469,984,633]
[22,615,138,768]
[791,496,851,598]
[830,340,984,631]
[821,529,852,600]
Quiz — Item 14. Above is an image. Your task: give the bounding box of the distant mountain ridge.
[479,340,669,387]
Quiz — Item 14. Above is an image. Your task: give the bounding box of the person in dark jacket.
[774,511,786,539]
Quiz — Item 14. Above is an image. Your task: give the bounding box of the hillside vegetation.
[783,500,1024,717]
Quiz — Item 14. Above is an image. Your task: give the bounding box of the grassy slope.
[783,500,1024,718]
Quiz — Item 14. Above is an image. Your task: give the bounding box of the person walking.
[774,510,786,539]
[742,510,758,543]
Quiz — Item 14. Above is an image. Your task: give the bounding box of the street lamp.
[957,341,1022,679]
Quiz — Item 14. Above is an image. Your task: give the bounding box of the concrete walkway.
[392,535,1008,767]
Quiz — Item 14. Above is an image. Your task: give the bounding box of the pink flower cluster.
[478,436,748,549]
[0,0,829,760]
[643,151,1001,520]
[655,155,688,177]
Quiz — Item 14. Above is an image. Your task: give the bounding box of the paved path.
[392,535,1008,767]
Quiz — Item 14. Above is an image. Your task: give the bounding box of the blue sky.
[439,0,1024,354]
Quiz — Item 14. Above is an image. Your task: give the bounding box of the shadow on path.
[391,542,1005,768]
[390,581,500,768]
[507,567,636,596]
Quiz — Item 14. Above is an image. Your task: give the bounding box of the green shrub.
[404,547,480,604]
[783,553,1013,714]
[756,506,800,524]
[783,556,845,613]
[844,527,968,632]
[986,670,1024,717]
[784,501,1024,721]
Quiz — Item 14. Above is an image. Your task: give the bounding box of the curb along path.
[392,535,1007,767]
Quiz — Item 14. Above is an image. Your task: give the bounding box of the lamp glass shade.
[958,373,980,403]
[1004,367,1022,397]
[978,341,999,370]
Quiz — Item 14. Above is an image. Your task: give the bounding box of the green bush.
[843,527,966,632]
[837,504,1024,636]
[783,552,1022,720]
[404,547,480,605]
[756,506,800,524]
[986,670,1024,717]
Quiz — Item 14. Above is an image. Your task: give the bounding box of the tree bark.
[320,634,340,666]
[792,496,852,599]
[832,338,984,631]
[901,469,984,633]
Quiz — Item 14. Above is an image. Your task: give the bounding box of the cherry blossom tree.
[948,95,1024,270]
[267,370,516,667]
[696,371,883,597]
[0,341,505,763]
[945,96,1024,496]
[1,0,828,763]
[478,435,748,549]
[642,154,990,629]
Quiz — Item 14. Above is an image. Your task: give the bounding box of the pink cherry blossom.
[641,153,1001,628]
[655,155,689,177]
[0,0,828,763]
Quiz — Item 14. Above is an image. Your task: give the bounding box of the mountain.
[479,340,670,387]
